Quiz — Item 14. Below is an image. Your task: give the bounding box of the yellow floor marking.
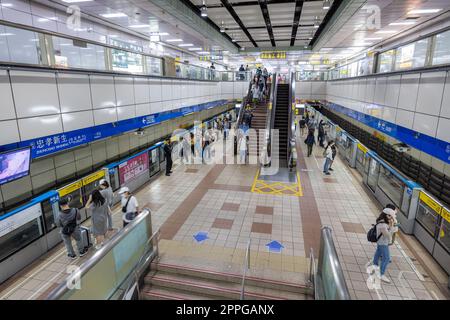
[251,168,303,197]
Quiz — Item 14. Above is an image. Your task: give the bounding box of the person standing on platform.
[163,138,173,176]
[372,210,395,283]
[238,134,247,164]
[299,116,307,136]
[318,120,325,147]
[328,142,337,171]
[323,140,334,175]
[305,128,316,157]
[99,179,114,232]
[119,187,139,227]
[57,197,88,259]
[384,204,399,245]
[86,189,108,249]
[223,118,229,140]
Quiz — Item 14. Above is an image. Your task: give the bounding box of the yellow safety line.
[250,168,260,193]
[251,167,303,197]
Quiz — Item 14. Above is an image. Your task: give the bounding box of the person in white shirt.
[238,135,247,164]
[118,187,139,227]
[323,141,334,175]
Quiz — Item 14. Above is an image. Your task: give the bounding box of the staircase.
[273,84,289,167]
[247,102,268,159]
[142,262,312,300]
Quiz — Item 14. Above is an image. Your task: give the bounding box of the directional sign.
[266,240,284,253]
[193,231,209,243]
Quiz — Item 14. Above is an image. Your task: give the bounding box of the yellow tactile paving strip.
[251,169,303,197]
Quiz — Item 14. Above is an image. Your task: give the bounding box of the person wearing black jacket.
[305,129,316,157]
[163,138,173,176]
[318,120,325,147]
[329,142,337,171]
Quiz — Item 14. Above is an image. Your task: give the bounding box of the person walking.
[86,189,108,249]
[305,129,316,157]
[238,134,247,164]
[299,116,307,136]
[163,138,173,176]
[99,179,114,231]
[323,140,334,175]
[119,187,139,227]
[372,209,395,283]
[57,197,88,259]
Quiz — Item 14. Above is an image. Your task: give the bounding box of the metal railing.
[239,239,251,300]
[287,72,296,169]
[261,72,278,166]
[122,228,161,300]
[314,226,351,300]
[46,208,157,300]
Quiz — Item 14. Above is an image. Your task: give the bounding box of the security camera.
[135,128,145,136]
[392,143,410,153]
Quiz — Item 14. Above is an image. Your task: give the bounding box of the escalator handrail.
[265,73,278,160]
[235,76,254,130]
[287,72,296,167]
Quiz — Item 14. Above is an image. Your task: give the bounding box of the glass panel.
[66,189,84,209]
[42,199,56,232]
[111,49,143,73]
[367,158,379,192]
[146,56,162,76]
[432,30,450,65]
[378,50,395,73]
[395,39,428,70]
[0,25,11,62]
[377,166,404,208]
[416,198,440,234]
[0,217,43,261]
[159,146,165,163]
[438,219,450,251]
[3,25,40,65]
[149,149,159,177]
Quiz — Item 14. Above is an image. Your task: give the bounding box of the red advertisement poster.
[118,152,149,185]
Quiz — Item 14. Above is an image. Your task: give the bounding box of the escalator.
[273,83,290,167]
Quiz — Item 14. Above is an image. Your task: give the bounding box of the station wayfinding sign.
[260,51,286,59]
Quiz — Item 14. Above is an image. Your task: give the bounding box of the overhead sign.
[419,192,442,214]
[357,143,369,154]
[260,51,286,59]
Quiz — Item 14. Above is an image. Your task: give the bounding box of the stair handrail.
[235,76,254,131]
[308,247,317,298]
[122,227,161,300]
[240,239,251,300]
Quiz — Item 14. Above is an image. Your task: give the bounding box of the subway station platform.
[1,128,449,301]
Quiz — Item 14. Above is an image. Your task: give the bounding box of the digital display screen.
[0,148,31,185]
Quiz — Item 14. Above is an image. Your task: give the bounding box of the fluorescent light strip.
[62,0,94,3]
[166,39,183,42]
[188,47,202,51]
[179,43,193,47]
[129,24,150,28]
[389,21,415,26]
[364,37,382,40]
[375,30,397,34]
[100,13,127,18]
[408,8,441,14]
[197,51,210,54]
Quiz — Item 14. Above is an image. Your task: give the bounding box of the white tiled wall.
[0,68,247,145]
[297,70,450,144]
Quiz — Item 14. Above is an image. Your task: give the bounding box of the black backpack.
[367,222,382,242]
[61,209,78,236]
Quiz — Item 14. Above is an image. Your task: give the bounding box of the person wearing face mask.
[99,179,114,231]
[118,187,139,227]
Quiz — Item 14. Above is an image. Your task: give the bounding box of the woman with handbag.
[86,189,109,249]
[118,187,139,227]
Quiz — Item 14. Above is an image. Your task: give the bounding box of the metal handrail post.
[240,239,251,300]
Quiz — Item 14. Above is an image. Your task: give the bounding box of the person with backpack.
[305,128,315,157]
[163,138,173,176]
[57,197,88,259]
[119,187,139,227]
[369,209,395,283]
[99,179,114,232]
[86,189,109,249]
[323,140,334,175]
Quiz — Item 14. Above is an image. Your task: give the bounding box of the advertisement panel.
[118,152,149,185]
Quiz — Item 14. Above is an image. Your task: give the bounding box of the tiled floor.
[1,127,449,300]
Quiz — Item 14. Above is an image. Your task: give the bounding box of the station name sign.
[260,51,286,59]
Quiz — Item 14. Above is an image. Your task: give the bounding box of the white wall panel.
[117,105,136,121]
[395,109,414,129]
[413,113,438,137]
[149,79,162,102]
[57,73,92,113]
[382,106,397,123]
[0,120,20,145]
[10,70,60,118]
[18,115,63,140]
[416,71,446,116]
[136,103,150,117]
[90,75,116,109]
[161,80,172,101]
[133,77,149,104]
[93,108,117,126]
[436,117,450,143]
[374,77,387,106]
[398,74,420,111]
[384,75,401,108]
[62,111,94,132]
[115,77,134,106]
[2,7,33,25]
[0,70,16,120]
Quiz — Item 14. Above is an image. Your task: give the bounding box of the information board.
[118,152,149,185]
